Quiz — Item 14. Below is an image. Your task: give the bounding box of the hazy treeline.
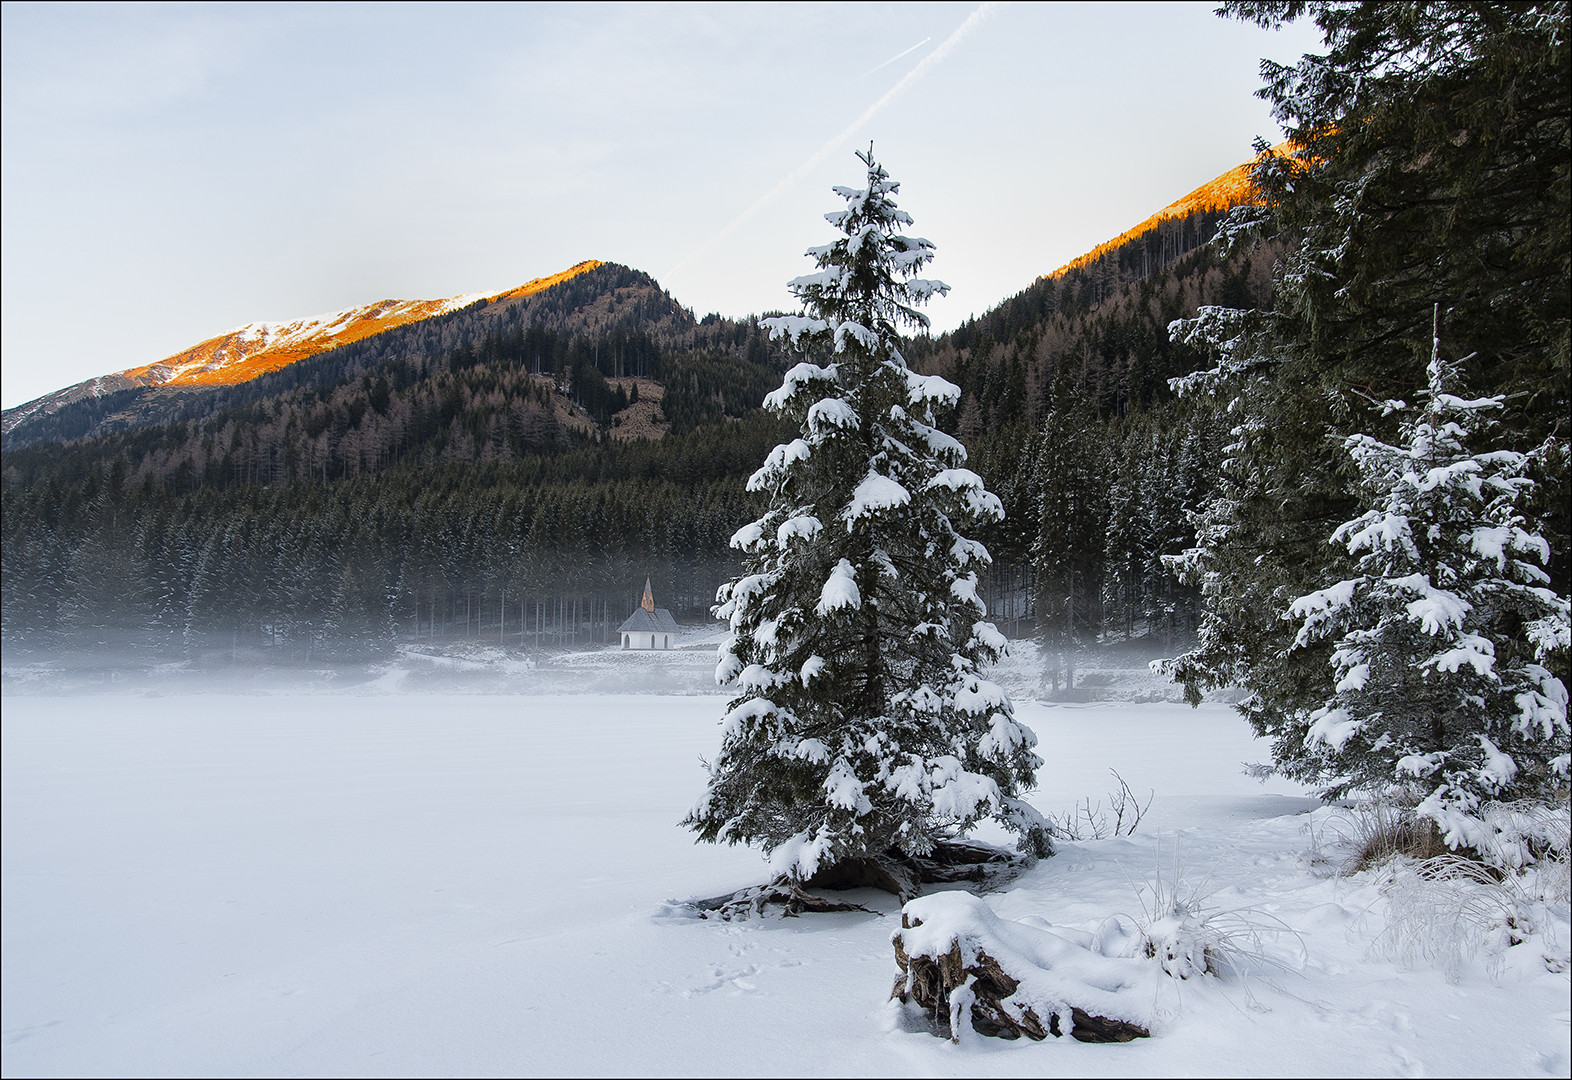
[3,459,756,660]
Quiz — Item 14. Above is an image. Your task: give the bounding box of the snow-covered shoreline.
[4,691,1566,1077]
[0,632,1224,705]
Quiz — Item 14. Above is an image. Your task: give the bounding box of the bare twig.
[1048,770,1156,840]
[1108,769,1154,836]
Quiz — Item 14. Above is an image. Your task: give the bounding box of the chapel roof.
[618,577,679,634]
[618,607,679,634]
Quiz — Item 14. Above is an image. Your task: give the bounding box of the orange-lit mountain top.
[487,262,604,305]
[1043,147,1282,280]
[117,260,604,392]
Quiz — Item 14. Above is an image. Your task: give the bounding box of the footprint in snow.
[3,1021,62,1045]
[685,964,761,995]
[1533,1047,1570,1076]
[1391,1045,1425,1077]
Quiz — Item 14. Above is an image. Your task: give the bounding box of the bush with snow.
[1373,845,1571,983]
[684,149,1049,882]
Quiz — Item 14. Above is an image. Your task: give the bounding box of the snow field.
[3,693,1568,1077]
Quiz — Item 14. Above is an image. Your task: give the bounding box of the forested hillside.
[909,211,1282,683]
[2,261,805,651]
[1,205,1272,664]
[2,167,1277,666]
[0,262,774,451]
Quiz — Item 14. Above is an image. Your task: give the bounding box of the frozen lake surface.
[3,689,1568,1077]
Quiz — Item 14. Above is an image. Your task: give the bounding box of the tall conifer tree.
[685,149,1050,882]
[1161,2,1569,828]
[1285,335,1569,844]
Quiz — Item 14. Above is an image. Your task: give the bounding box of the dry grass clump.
[1130,841,1303,982]
[1335,796,1572,981]
[1338,795,1569,878]
[1345,797,1450,871]
[1372,851,1570,981]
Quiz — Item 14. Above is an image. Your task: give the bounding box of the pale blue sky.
[0,2,1321,408]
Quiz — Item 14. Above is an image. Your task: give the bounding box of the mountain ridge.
[1041,146,1271,280]
[1,261,605,436]
[2,149,1267,451]
[0,151,1273,649]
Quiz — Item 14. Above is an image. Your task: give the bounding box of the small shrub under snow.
[1129,843,1304,981]
[1362,800,1571,981]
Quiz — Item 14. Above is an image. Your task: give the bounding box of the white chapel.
[618,578,679,650]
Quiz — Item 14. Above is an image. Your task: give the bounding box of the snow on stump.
[891,892,1152,1044]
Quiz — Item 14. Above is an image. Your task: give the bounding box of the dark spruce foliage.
[1162,1,1569,806]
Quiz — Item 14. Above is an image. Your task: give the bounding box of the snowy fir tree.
[1158,3,1568,809]
[684,149,1050,888]
[1286,330,1569,851]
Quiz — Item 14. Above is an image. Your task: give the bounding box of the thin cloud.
[666,2,998,279]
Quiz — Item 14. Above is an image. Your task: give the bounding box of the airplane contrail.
[666,2,998,280]
[859,36,931,79]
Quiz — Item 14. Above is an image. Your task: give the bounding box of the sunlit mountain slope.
[1,261,603,435]
[126,260,607,391]
[1042,148,1275,279]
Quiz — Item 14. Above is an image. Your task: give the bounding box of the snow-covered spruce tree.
[685,149,1049,893]
[1157,3,1568,799]
[1286,336,1569,852]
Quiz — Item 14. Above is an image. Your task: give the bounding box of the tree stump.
[892,909,1151,1043]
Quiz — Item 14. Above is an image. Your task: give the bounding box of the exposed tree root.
[685,841,1036,920]
[807,841,1035,901]
[688,876,873,921]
